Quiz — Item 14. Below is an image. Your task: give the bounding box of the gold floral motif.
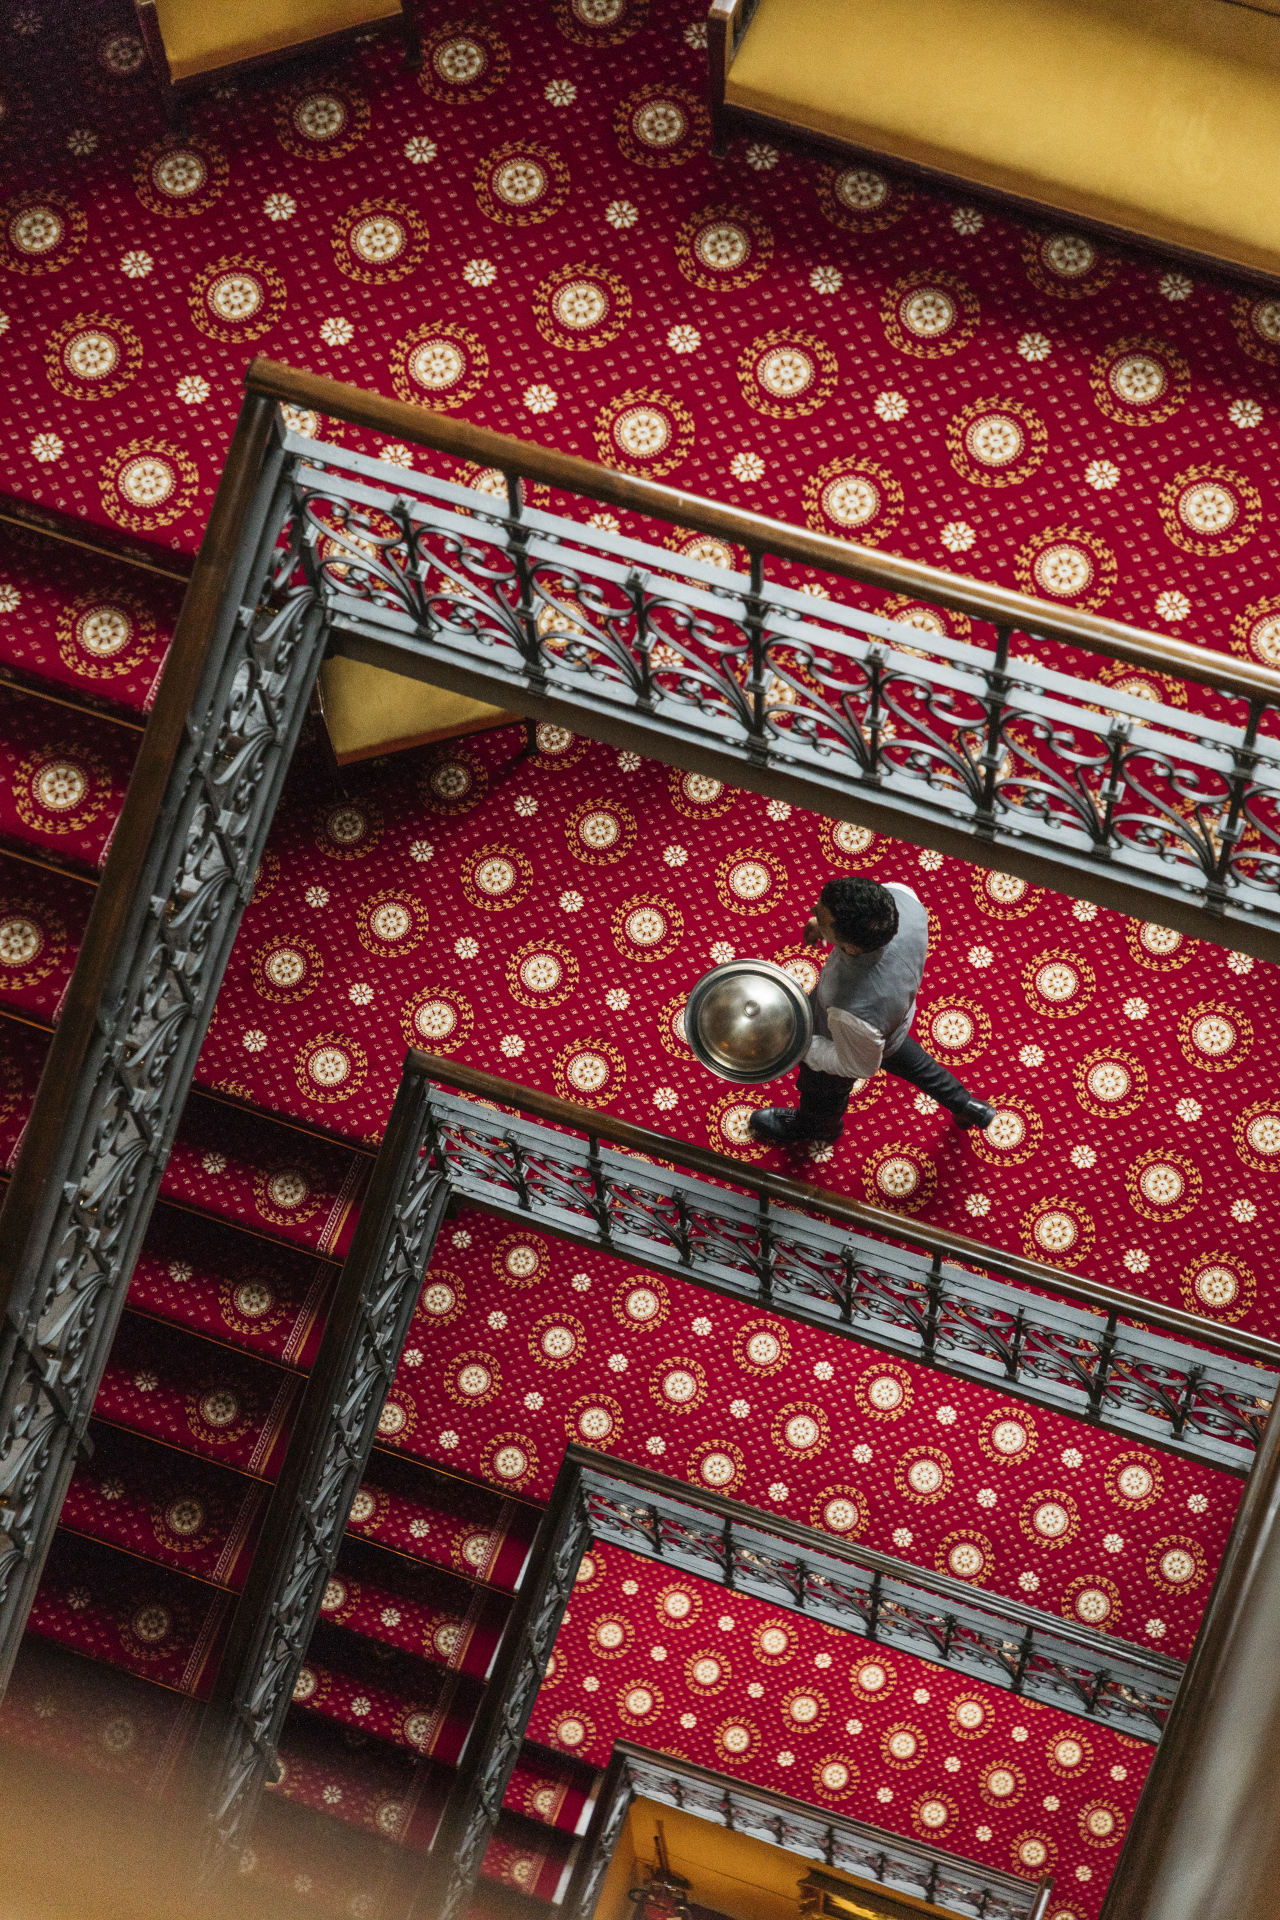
[917,995,991,1067]
[1145,1533,1208,1595]
[390,322,488,410]
[969,1095,1043,1167]
[251,851,280,902]
[1019,1196,1095,1267]
[553,1036,626,1108]
[460,843,534,912]
[1179,1250,1256,1323]
[770,1400,829,1458]
[1089,333,1189,427]
[493,1232,551,1289]
[668,767,737,817]
[506,941,580,1010]
[357,890,428,959]
[861,1144,937,1214]
[1233,1100,1280,1175]
[188,256,287,344]
[488,1431,538,1489]
[614,83,708,168]
[529,1312,587,1371]
[674,202,773,291]
[853,1361,913,1422]
[332,199,428,286]
[566,797,638,866]
[552,0,647,44]
[656,991,691,1055]
[1230,291,1280,367]
[613,1274,671,1333]
[1124,1147,1202,1222]
[418,21,510,103]
[533,262,632,352]
[418,745,489,813]
[1231,592,1280,670]
[803,457,904,546]
[733,1318,792,1376]
[312,796,383,861]
[252,1161,324,1228]
[1014,526,1117,612]
[594,388,695,476]
[474,141,570,226]
[13,746,112,838]
[1021,947,1096,1019]
[44,313,143,403]
[274,80,370,161]
[1159,464,1261,558]
[686,1437,747,1495]
[714,847,787,917]
[707,1090,772,1161]
[613,894,684,964]
[1018,1488,1081,1550]
[893,1446,954,1505]
[565,1392,625,1450]
[809,1483,869,1537]
[1021,229,1119,298]
[977,1406,1039,1467]
[55,587,157,680]
[650,1354,708,1414]
[1177,998,1252,1072]
[737,328,838,420]
[293,1032,368,1105]
[445,1348,502,1409]
[881,269,979,358]
[1124,920,1195,970]
[99,440,200,532]
[0,896,65,992]
[250,936,323,1005]
[0,189,87,276]
[132,138,228,218]
[217,1268,288,1339]
[1077,1803,1126,1850]
[816,163,913,232]
[1073,1048,1148,1121]
[880,1721,928,1769]
[947,396,1047,489]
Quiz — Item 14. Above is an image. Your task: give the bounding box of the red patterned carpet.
[386,1208,1238,1665]
[1,0,1279,669]
[199,719,1280,1340]
[527,1540,1150,1918]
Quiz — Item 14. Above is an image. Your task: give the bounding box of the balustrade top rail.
[413,1052,1280,1370]
[244,358,1280,706]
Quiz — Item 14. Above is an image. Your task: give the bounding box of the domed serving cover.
[685,959,814,1084]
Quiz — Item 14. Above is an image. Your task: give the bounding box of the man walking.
[750,873,996,1146]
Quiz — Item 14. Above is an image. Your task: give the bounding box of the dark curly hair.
[820,874,899,950]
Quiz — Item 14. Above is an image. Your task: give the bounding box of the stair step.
[271,1707,444,1849]
[161,1094,369,1261]
[0,683,139,876]
[291,1634,475,1767]
[0,851,91,1026]
[0,1637,199,1796]
[0,1012,50,1170]
[26,1531,232,1698]
[350,1450,538,1592]
[130,1202,335,1370]
[61,1423,268,1591]
[318,1541,508,1680]
[0,523,182,718]
[503,1745,595,1834]
[94,1313,301,1482]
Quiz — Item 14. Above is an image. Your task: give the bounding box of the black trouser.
[795,1037,980,1136]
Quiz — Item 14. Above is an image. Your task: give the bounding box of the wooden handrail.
[411,1050,1280,1368]
[244,356,1280,707]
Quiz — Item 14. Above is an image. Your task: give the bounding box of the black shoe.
[749,1106,841,1146]
[954,1097,997,1131]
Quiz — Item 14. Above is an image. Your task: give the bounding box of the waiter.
[750,873,996,1146]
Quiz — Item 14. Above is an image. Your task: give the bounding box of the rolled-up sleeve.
[805,1008,885,1080]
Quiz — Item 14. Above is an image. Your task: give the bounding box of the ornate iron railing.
[576,1452,1180,1738]
[418,1454,594,1920]
[197,1060,451,1874]
[0,397,330,1688]
[246,358,1280,960]
[413,1057,1278,1473]
[564,1741,1051,1920]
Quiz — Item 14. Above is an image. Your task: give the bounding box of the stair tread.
[0,1013,50,1170]
[62,1423,268,1591]
[0,525,181,718]
[0,683,137,875]
[0,851,91,1025]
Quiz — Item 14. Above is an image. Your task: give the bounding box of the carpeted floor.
[527,1540,1151,1920]
[197,719,1280,1340]
[1,0,1278,668]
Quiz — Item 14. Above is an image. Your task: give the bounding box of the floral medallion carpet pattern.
[0,0,1277,671]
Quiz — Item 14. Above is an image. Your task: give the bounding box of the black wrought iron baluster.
[941,1613,957,1660]
[744,552,768,765]
[1210,696,1263,912]
[1092,716,1131,860]
[586,1132,613,1243]
[1087,1311,1120,1421]
[922,1254,944,1360]
[796,1559,808,1611]
[1171,1365,1206,1441]
[674,1189,694,1268]
[925,1863,940,1906]
[1005,1307,1027,1383]
[503,1130,532,1212]
[722,1514,736,1590]
[1012,1625,1036,1694]
[840,1247,856,1324]
[823,1825,836,1868]
[975,625,1012,837]
[866,1569,883,1641]
[724,1789,736,1832]
[503,471,546,694]
[647,1499,664,1557]
[759,1192,774,1307]
[629,568,655,715]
